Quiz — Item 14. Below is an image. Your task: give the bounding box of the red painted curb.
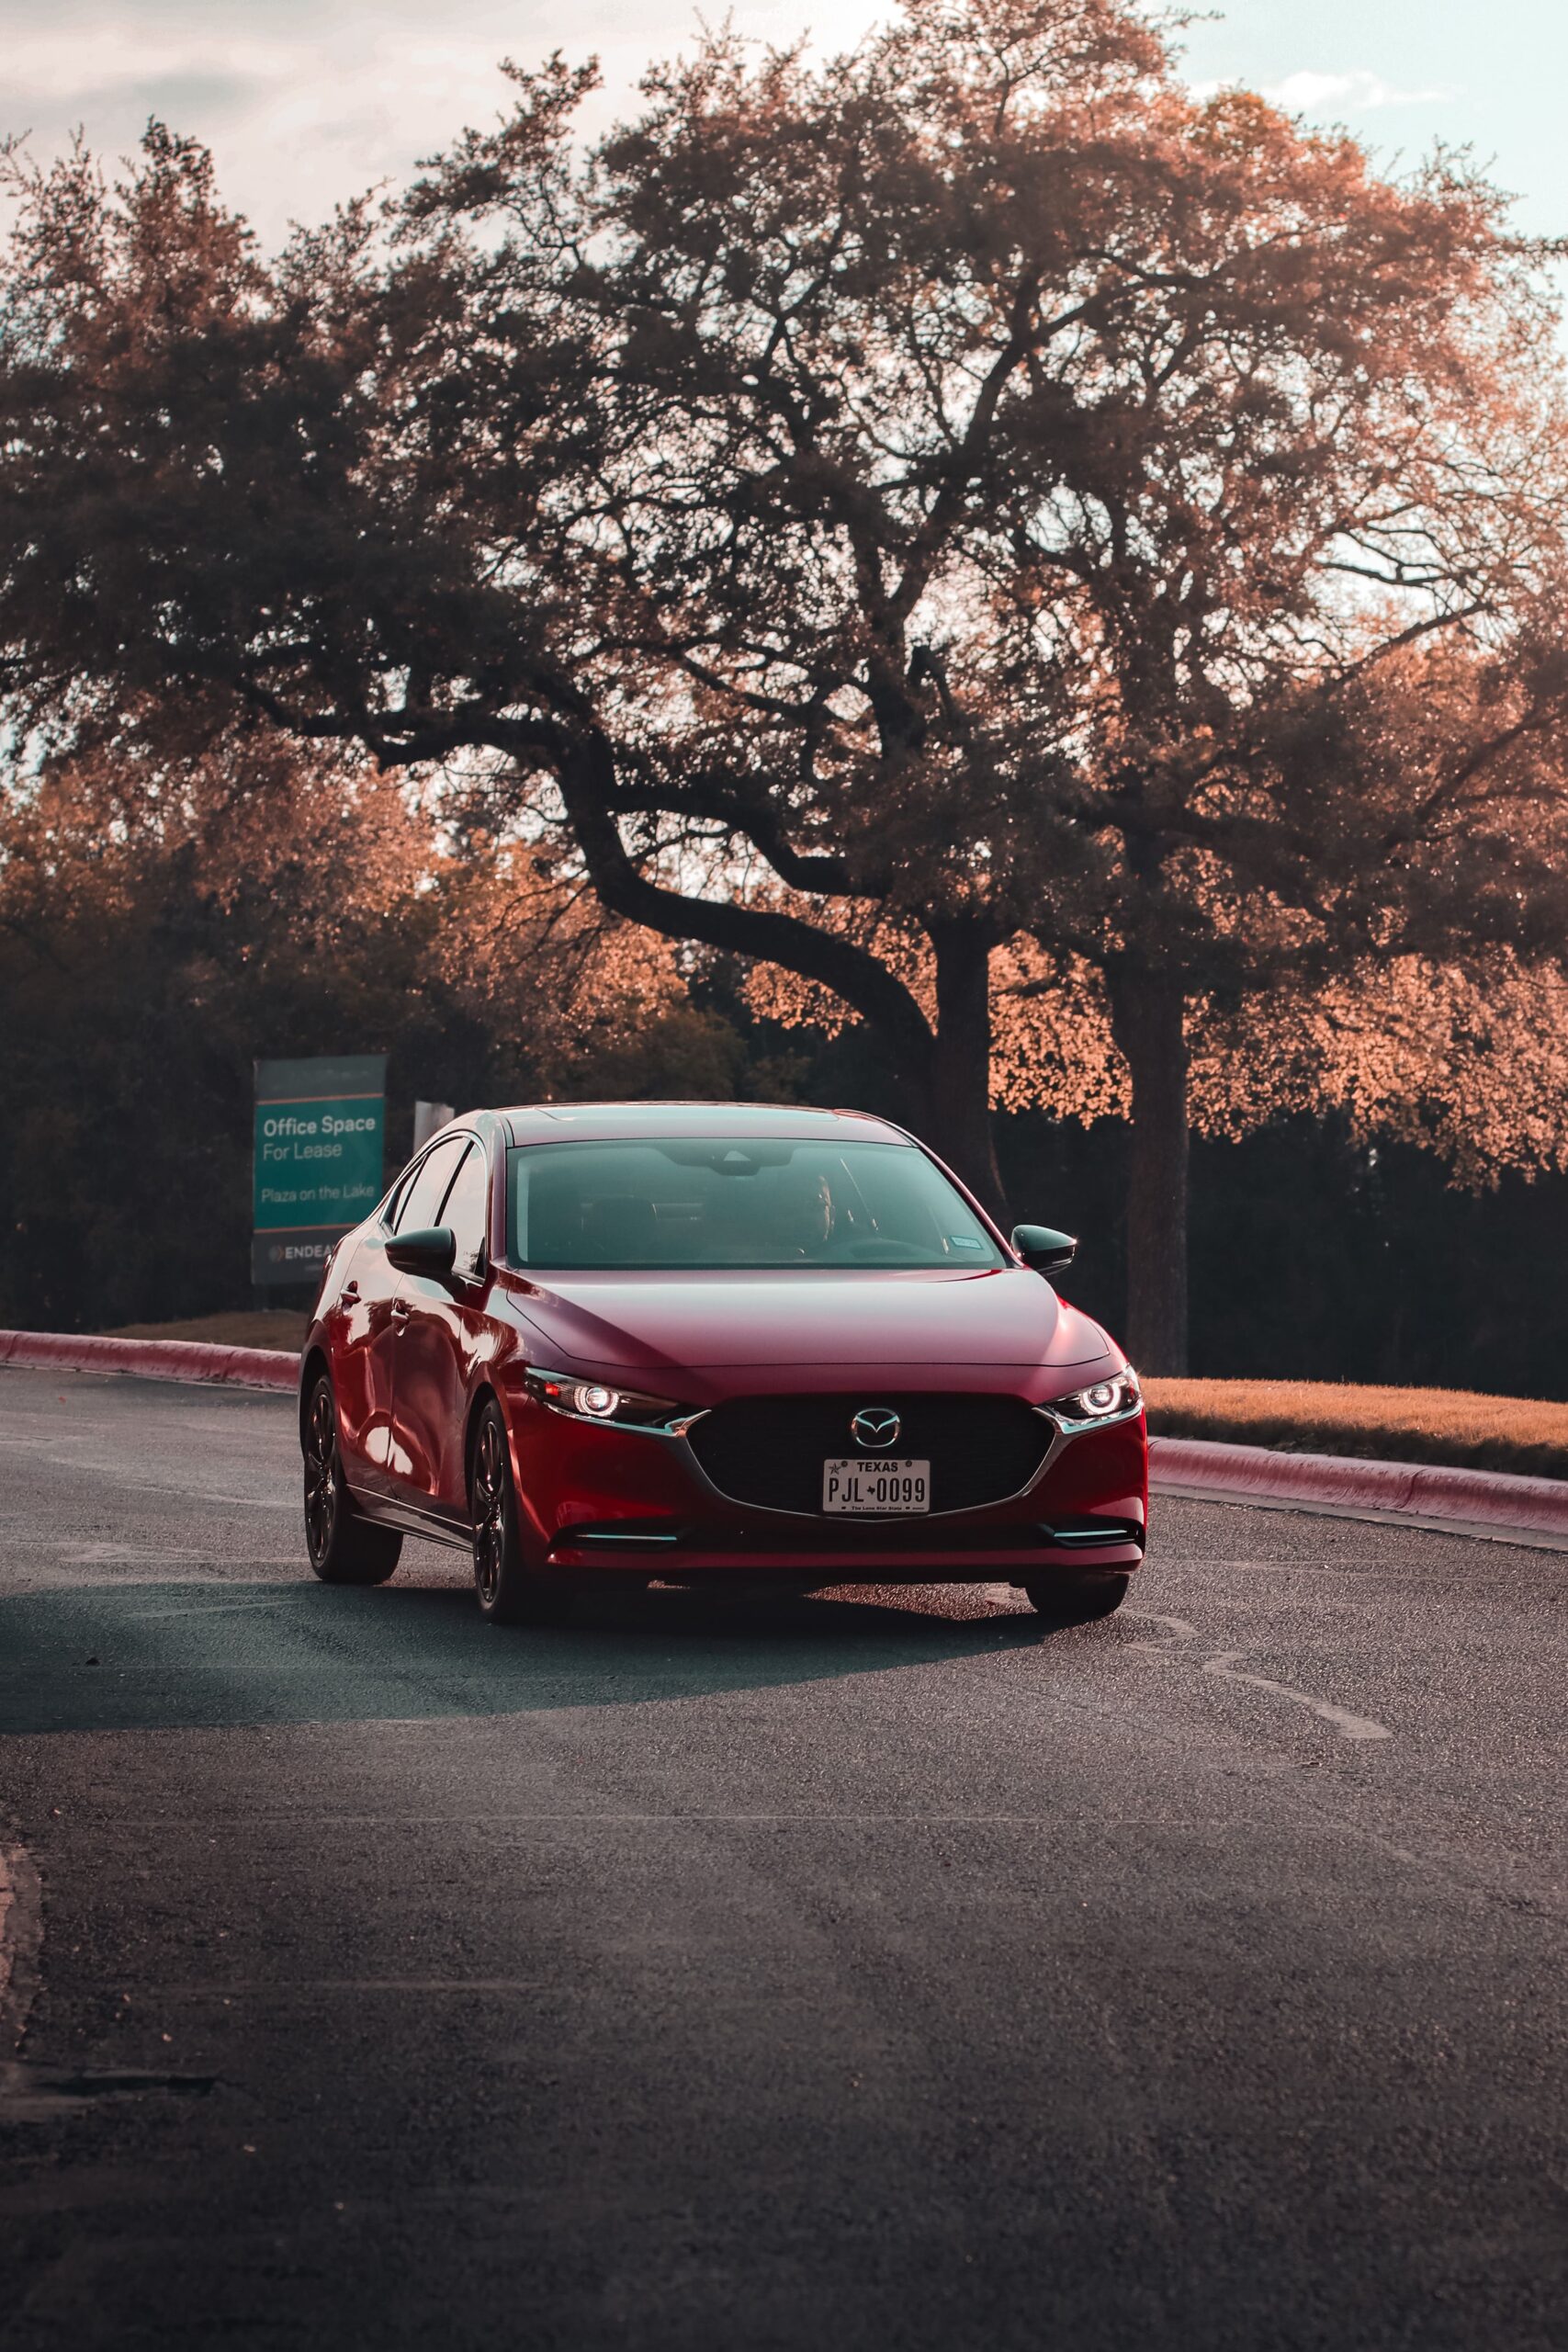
[0,1329,299,1395]
[1150,1434,1568,1540]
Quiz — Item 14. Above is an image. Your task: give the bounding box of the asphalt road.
[0,1369,1562,2352]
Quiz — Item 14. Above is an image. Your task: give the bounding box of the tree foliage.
[0,733,719,1328]
[3,0,1568,1364]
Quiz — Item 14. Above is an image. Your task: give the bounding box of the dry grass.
[105,1309,310,1353]
[1145,1378,1568,1482]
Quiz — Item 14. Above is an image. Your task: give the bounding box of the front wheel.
[469,1399,571,1624]
[1022,1570,1130,1623]
[303,1375,402,1585]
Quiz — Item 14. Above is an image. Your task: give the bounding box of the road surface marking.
[1202,1651,1392,1742]
[0,1845,43,2053]
[129,1599,298,1619]
[59,1544,203,1565]
[0,1852,13,2018]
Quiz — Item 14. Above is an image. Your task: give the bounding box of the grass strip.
[106,1309,309,1352]
[1146,1378,1568,1483]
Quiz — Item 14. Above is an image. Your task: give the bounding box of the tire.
[302,1374,402,1586]
[468,1398,571,1624]
[1022,1569,1131,1623]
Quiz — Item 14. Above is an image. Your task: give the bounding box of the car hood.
[503,1265,1113,1372]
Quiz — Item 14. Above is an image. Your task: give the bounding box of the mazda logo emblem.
[851,1407,901,1451]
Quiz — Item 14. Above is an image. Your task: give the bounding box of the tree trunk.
[922,922,1007,1221]
[552,740,1007,1217]
[1109,968,1190,1374]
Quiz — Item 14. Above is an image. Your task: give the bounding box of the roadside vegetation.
[1145,1381,1568,1482]
[106,1311,311,1352]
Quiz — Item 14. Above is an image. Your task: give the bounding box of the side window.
[382,1166,417,1229]
[439,1143,491,1280]
[392,1136,468,1234]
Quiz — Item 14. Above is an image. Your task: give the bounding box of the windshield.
[505,1138,1003,1272]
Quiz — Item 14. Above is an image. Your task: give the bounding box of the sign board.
[252,1054,387,1286]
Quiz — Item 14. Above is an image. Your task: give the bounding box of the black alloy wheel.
[1022,1569,1131,1623]
[469,1397,570,1624]
[302,1374,402,1585]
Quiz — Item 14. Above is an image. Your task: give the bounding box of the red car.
[299,1102,1147,1623]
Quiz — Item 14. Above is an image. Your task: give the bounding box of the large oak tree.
[564,10,1568,1363]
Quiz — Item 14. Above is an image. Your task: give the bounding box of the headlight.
[572,1384,618,1419]
[1041,1370,1142,1433]
[524,1373,696,1431]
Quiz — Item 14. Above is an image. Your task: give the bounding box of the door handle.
[391,1300,411,1319]
[341,1281,360,1300]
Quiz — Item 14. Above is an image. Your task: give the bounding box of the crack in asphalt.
[1122,1608,1393,1743]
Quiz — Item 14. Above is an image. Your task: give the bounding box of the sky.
[3,0,1566,251]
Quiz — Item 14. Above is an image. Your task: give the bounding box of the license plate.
[821,1458,931,1514]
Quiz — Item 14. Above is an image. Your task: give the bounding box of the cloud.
[5,28,306,105]
[0,10,564,238]
[0,2,879,243]
[1261,70,1456,114]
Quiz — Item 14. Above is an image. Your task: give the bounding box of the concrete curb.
[1150,1434,1568,1546]
[5,1333,1564,1544]
[0,1329,299,1395]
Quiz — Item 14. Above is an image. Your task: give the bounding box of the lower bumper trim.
[549,1514,1142,1561]
[547,1542,1144,1577]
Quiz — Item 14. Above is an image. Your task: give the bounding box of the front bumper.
[507,1392,1147,1580]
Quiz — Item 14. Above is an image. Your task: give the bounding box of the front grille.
[686,1393,1051,1517]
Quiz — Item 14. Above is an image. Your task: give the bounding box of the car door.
[388,1135,494,1521]
[370,1134,470,1502]
[328,1181,415,1501]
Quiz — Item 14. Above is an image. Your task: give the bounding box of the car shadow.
[0,1573,1074,1736]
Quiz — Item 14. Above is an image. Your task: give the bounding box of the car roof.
[499,1101,912,1148]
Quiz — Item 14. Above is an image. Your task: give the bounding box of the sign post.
[412,1099,455,1150]
[252,1055,388,1288]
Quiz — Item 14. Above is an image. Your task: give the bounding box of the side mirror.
[1011,1223,1077,1277]
[386,1225,457,1280]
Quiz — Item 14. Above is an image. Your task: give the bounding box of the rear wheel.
[469,1399,571,1624]
[1022,1570,1130,1623]
[303,1375,402,1585]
